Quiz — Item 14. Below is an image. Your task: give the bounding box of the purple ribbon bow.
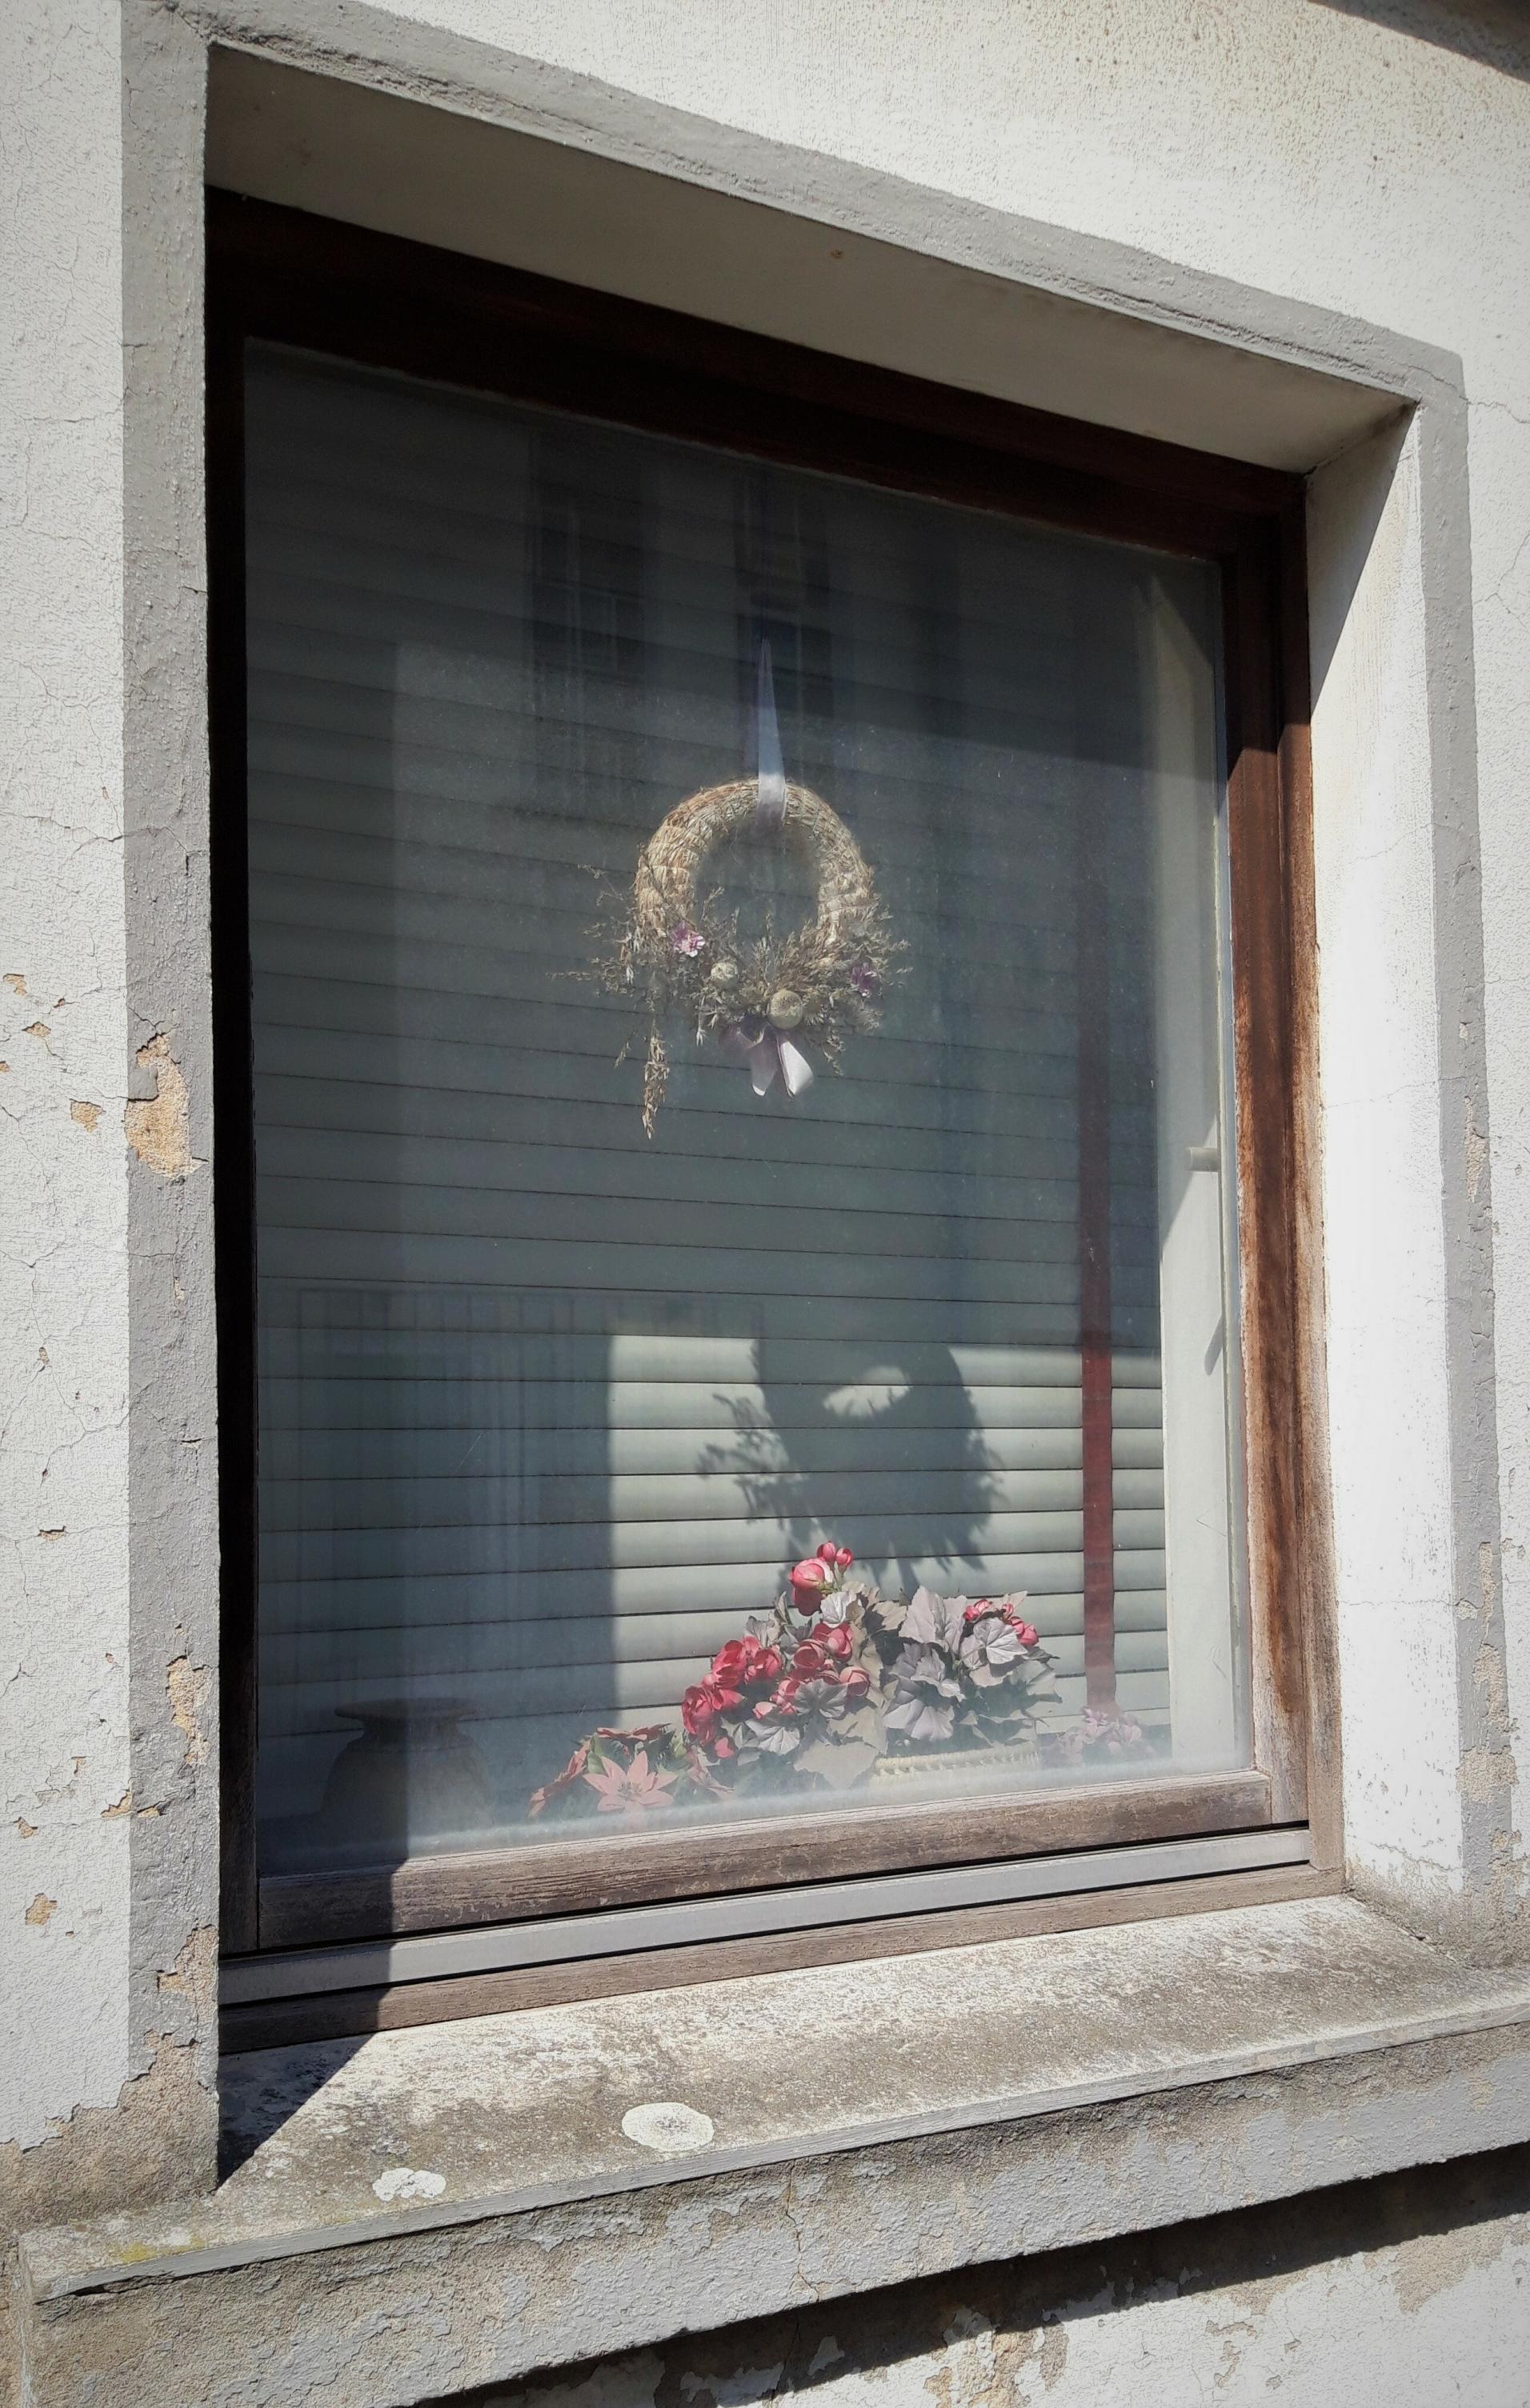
[719,1020,815,1100]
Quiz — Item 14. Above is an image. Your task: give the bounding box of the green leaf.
[797,1733,883,1789]
[838,1702,887,1751]
[862,1592,908,1659]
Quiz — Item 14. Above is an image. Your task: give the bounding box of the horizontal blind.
[246,347,1181,1870]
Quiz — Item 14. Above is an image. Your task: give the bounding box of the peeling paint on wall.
[451,2152,1530,2408]
[7,12,1530,2406]
[165,1658,210,1771]
[124,1034,198,1178]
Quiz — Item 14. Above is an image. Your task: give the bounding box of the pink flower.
[835,1546,855,1569]
[816,1541,839,1565]
[764,1674,803,1717]
[821,1622,855,1660]
[1077,1708,1146,1757]
[582,1749,679,1812]
[793,1639,829,1677]
[841,1666,871,1702]
[790,1558,831,1610]
[671,922,704,958]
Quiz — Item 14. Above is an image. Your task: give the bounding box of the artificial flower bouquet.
[528,1542,1063,1821]
[1047,1705,1148,1764]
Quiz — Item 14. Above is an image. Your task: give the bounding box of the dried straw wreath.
[596,777,903,1134]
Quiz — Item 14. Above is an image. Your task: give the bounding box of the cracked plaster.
[5,0,1530,2397]
[444,2147,1530,2408]
[1,0,218,2258]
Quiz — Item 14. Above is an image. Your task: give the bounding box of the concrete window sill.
[19,1894,1530,2407]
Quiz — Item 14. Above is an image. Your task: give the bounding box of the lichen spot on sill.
[622,2102,716,2154]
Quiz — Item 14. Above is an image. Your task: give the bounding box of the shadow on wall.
[1309,0,1530,77]
[438,2142,1530,2408]
[1304,411,1411,715]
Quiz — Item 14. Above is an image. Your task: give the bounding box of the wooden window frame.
[210,191,1338,2030]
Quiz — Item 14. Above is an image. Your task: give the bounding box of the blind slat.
[262,1422,1086,1479]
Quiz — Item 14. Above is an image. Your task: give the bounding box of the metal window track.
[223,1825,1312,2005]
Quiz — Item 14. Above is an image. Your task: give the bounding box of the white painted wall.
[491,2195,1530,2408]
[1308,417,1466,1912]
[6,7,1530,2382]
[2,0,217,2227]
[1,0,134,2152]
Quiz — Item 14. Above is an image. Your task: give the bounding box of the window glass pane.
[245,343,1247,1878]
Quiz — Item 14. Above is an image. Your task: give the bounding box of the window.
[212,198,1323,2027]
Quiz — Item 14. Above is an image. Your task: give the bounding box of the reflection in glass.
[245,344,1244,1877]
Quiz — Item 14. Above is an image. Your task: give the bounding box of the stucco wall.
[2,0,134,2154]
[451,2144,1530,2408]
[2,0,219,2256]
[5,0,1530,2400]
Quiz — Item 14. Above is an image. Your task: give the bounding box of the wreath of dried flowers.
[527,1542,1077,1822]
[594,779,903,1134]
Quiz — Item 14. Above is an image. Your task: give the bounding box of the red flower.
[528,1738,591,1818]
[793,1639,828,1677]
[766,1674,803,1716]
[835,1546,855,1569]
[841,1666,871,1702]
[714,1635,782,1690]
[682,1684,722,1741]
[683,1654,755,1741]
[790,1558,831,1610]
[822,1622,855,1660]
[816,1541,839,1565]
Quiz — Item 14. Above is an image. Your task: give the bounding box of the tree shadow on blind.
[694,1335,1000,1590]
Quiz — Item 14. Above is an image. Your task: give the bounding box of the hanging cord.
[754,635,787,832]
